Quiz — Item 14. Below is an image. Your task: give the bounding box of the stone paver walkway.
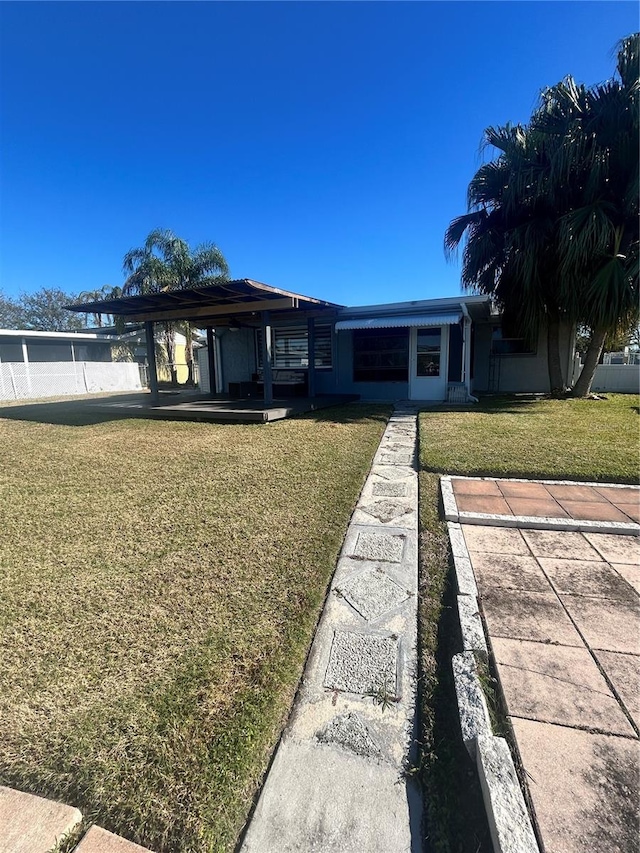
[241,405,421,852]
[463,522,640,853]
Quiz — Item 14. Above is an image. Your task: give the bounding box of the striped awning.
[334,312,462,331]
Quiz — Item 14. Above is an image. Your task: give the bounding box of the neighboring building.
[0,329,142,401]
[197,293,576,401]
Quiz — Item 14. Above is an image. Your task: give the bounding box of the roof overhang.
[334,312,462,331]
[66,279,343,323]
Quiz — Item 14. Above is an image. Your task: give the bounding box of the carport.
[67,280,356,421]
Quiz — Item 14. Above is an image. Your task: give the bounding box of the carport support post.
[261,311,273,405]
[206,326,216,398]
[145,321,160,406]
[307,317,316,398]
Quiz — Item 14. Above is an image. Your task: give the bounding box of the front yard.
[417,393,639,853]
[0,401,388,852]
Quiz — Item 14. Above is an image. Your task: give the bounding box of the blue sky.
[0,2,636,307]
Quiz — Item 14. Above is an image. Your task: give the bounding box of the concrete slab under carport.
[90,392,359,423]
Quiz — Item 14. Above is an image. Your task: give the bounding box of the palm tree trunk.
[164,323,178,387]
[571,325,607,397]
[547,316,565,395]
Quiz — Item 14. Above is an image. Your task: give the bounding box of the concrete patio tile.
[584,532,640,564]
[546,484,608,503]
[496,480,552,499]
[618,504,640,524]
[560,594,640,655]
[451,478,502,496]
[462,524,529,555]
[538,558,635,600]
[611,563,640,595]
[0,786,82,853]
[75,826,152,852]
[505,497,568,518]
[522,529,603,561]
[480,588,583,646]
[593,650,640,729]
[512,717,639,853]
[455,494,512,515]
[491,637,635,736]
[594,486,640,503]
[557,500,632,523]
[469,552,552,593]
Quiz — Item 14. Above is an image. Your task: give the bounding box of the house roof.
[0,328,121,342]
[66,279,343,323]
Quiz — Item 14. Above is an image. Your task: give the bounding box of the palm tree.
[122,229,229,385]
[532,33,639,396]
[445,33,639,397]
[445,123,568,392]
[78,284,122,327]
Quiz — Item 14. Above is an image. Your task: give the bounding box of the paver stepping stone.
[372,481,408,498]
[491,637,635,736]
[594,486,640,504]
[469,553,551,593]
[557,500,632,523]
[337,569,409,621]
[497,480,552,499]
[462,525,529,555]
[360,500,413,525]
[593,650,640,729]
[538,557,636,600]
[75,826,152,852]
[584,532,640,564]
[512,717,640,853]
[480,589,583,646]
[324,630,398,696]
[455,494,512,515]
[317,713,382,759]
[560,594,640,655]
[352,531,405,563]
[522,529,603,561]
[504,496,569,518]
[611,562,640,595]
[546,484,609,502]
[451,478,502,496]
[0,786,82,853]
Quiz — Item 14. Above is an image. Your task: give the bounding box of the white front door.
[409,326,448,400]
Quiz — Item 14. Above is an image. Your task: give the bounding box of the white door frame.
[409,325,449,400]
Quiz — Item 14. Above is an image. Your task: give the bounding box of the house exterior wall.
[472,321,574,393]
[218,328,258,391]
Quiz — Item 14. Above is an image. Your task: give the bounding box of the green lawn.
[0,400,389,852]
[417,393,639,853]
[420,393,639,483]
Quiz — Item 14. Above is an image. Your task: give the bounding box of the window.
[416,328,441,377]
[353,328,409,382]
[256,324,332,369]
[491,327,535,355]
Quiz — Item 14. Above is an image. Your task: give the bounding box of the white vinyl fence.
[573,357,640,394]
[0,361,143,402]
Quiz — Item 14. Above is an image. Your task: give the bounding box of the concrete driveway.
[455,480,639,853]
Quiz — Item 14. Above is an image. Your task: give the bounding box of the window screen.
[353,328,409,382]
[256,324,332,369]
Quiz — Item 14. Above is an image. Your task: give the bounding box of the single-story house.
[68,280,576,404]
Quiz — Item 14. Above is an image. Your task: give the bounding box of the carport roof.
[66,279,343,323]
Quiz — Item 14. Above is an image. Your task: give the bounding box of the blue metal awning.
[334,312,462,331]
